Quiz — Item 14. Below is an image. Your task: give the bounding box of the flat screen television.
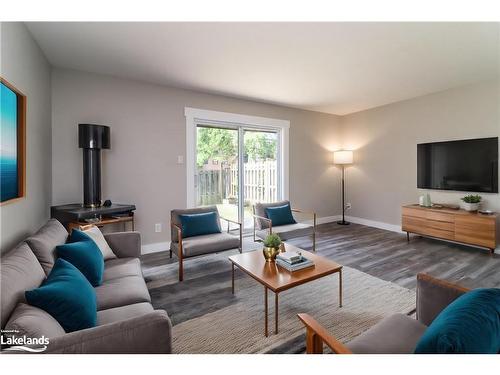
[417,137,498,193]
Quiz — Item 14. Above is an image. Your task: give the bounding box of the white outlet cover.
[177,155,184,164]
[155,223,162,232]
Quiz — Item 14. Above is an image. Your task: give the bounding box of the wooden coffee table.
[228,244,343,337]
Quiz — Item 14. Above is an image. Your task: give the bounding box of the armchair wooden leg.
[169,249,172,258]
[179,257,184,282]
[306,327,324,354]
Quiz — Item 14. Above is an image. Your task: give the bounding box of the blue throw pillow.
[25,258,97,333]
[265,203,297,227]
[57,230,104,286]
[69,228,93,243]
[415,288,500,354]
[179,211,221,238]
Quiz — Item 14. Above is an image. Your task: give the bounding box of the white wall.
[0,22,52,253]
[341,81,500,227]
[2,33,492,251]
[51,69,343,246]
[50,71,500,247]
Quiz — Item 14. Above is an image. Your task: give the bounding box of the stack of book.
[276,251,314,272]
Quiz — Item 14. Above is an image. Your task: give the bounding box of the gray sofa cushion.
[254,200,291,229]
[45,310,172,354]
[97,302,154,326]
[1,242,46,328]
[346,314,427,354]
[26,219,68,275]
[95,275,151,310]
[170,232,240,258]
[256,222,313,241]
[104,232,141,259]
[171,206,221,243]
[5,303,66,339]
[103,257,142,282]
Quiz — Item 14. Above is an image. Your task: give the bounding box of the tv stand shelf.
[402,204,498,253]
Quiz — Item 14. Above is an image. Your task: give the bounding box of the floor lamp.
[333,150,353,225]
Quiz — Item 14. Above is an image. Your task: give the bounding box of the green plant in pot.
[263,233,282,262]
[461,194,481,212]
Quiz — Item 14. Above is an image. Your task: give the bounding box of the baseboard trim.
[318,215,342,224]
[141,241,170,255]
[304,215,341,225]
[306,214,401,232]
[344,215,404,233]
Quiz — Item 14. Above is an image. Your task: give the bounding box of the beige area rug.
[172,266,415,353]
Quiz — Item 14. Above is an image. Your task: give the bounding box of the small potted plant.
[461,194,481,211]
[263,233,282,262]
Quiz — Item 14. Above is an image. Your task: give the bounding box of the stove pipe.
[78,124,110,208]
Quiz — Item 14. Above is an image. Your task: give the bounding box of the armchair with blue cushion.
[253,200,317,251]
[170,206,242,281]
[298,273,500,354]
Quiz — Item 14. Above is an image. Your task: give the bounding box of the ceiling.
[26,22,499,115]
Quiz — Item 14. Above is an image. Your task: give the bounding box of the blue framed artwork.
[1,78,26,204]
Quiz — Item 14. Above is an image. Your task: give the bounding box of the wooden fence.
[197,160,277,206]
[197,168,231,206]
[232,160,277,204]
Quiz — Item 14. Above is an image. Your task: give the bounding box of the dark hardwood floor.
[141,221,500,291]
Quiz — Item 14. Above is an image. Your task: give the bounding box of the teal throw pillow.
[56,229,104,286]
[179,212,221,238]
[25,258,97,333]
[265,203,297,227]
[414,288,500,354]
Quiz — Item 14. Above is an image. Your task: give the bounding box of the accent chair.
[253,200,317,251]
[170,206,242,282]
[298,273,471,354]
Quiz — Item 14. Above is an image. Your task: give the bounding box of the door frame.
[185,107,290,210]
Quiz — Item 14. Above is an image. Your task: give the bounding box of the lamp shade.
[78,124,110,149]
[333,150,353,165]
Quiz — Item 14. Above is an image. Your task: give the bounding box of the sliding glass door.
[195,124,281,231]
[195,125,239,223]
[242,129,279,229]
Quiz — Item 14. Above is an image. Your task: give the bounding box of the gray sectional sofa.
[1,219,172,354]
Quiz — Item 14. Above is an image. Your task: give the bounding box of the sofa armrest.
[416,273,470,326]
[104,231,141,258]
[45,310,172,354]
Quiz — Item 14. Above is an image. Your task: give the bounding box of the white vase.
[461,202,479,212]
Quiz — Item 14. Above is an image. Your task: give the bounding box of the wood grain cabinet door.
[455,215,496,249]
[402,215,427,234]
